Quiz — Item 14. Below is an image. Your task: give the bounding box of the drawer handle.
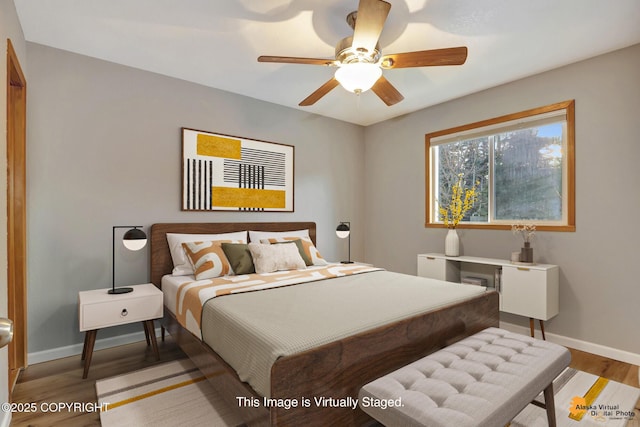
[426,256,436,260]
[121,308,128,317]
[517,267,530,271]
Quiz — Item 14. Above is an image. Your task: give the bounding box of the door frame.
[6,38,28,395]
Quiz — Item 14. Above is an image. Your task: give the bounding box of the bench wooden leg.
[543,382,556,427]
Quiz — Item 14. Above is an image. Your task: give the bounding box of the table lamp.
[110,226,147,294]
[336,222,353,264]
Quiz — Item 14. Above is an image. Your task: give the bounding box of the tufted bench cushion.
[358,327,571,427]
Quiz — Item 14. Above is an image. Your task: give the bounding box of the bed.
[150,222,499,426]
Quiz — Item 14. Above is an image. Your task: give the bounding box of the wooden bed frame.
[150,222,499,426]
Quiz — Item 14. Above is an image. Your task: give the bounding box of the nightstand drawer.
[79,289,162,331]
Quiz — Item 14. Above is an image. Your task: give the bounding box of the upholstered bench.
[359,327,571,427]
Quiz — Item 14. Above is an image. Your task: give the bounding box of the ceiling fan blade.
[299,78,340,106]
[258,56,337,66]
[371,75,404,106]
[351,0,391,54]
[380,47,468,69]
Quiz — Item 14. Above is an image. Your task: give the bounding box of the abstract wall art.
[182,128,294,211]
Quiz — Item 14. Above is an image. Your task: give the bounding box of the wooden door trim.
[6,38,28,395]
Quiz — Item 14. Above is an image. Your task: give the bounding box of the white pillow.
[248,229,309,243]
[248,242,306,274]
[167,232,247,275]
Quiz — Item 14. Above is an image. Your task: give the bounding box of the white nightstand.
[78,283,163,378]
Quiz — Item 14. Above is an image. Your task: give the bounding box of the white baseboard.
[27,328,162,366]
[499,321,640,366]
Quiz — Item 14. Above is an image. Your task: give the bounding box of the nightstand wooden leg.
[143,321,151,346]
[145,320,160,360]
[539,320,546,340]
[82,330,97,379]
[81,331,89,361]
[161,326,165,342]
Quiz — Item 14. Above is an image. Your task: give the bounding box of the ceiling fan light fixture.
[334,62,382,94]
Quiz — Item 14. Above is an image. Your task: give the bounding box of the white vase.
[445,229,460,256]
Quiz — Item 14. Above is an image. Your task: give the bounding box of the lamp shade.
[335,63,382,93]
[123,227,147,251]
[336,222,350,239]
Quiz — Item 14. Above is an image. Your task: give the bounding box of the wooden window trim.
[425,100,575,232]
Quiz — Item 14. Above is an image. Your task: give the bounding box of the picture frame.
[182,128,294,212]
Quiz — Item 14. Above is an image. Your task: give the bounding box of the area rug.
[97,360,639,427]
[96,359,243,427]
[512,368,640,427]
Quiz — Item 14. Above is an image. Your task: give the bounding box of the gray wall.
[26,43,365,353]
[364,44,640,355]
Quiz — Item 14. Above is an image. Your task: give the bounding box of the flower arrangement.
[438,174,479,229]
[512,223,536,243]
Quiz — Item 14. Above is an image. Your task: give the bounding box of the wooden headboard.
[150,222,317,288]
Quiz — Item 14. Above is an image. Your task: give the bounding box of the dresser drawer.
[501,265,558,320]
[80,293,162,331]
[417,255,460,282]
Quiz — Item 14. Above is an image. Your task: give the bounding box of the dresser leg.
[539,320,546,340]
[144,320,160,360]
[529,318,535,337]
[82,330,97,379]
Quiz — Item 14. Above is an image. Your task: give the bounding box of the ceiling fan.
[258,0,468,107]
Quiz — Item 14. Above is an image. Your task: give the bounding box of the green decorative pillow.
[221,243,255,275]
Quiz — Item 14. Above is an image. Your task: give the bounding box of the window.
[426,100,575,231]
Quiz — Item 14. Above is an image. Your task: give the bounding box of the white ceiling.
[14,0,640,126]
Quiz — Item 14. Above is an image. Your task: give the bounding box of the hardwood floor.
[568,347,640,388]
[10,336,185,427]
[8,341,640,426]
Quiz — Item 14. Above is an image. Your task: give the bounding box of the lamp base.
[108,287,134,294]
[340,261,354,264]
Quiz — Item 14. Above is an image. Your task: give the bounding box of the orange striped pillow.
[182,240,240,280]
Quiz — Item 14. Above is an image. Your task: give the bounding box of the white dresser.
[417,253,559,339]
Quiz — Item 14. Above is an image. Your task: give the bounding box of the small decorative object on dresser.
[438,174,479,256]
[512,223,536,264]
[444,229,459,257]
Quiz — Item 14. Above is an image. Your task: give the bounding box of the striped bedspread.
[175,263,382,338]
